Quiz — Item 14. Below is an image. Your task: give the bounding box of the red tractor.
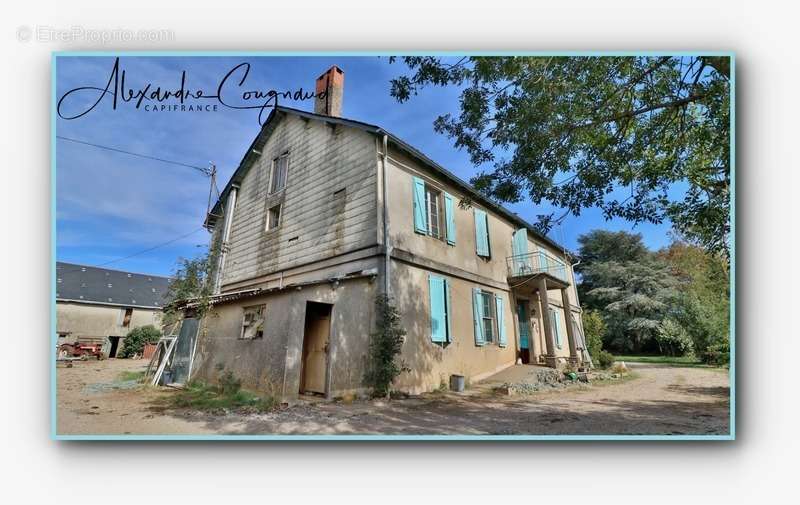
[58,341,105,360]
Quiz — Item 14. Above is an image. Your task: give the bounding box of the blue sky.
[55,55,673,277]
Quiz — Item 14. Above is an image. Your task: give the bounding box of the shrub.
[364,295,409,398]
[597,350,615,369]
[218,370,242,396]
[701,338,730,366]
[582,310,606,361]
[655,319,694,357]
[118,325,162,358]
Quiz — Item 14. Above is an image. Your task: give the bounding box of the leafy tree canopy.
[163,253,215,326]
[390,56,731,258]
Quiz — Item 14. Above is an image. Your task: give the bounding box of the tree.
[163,252,215,327]
[364,295,408,398]
[119,325,162,358]
[576,230,650,305]
[581,309,606,360]
[584,257,681,352]
[659,239,729,361]
[389,56,731,258]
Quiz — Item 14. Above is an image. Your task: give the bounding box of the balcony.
[506,251,570,285]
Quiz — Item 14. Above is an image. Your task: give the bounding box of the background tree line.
[577,230,729,365]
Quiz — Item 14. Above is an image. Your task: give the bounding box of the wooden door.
[301,303,331,394]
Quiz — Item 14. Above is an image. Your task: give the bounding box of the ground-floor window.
[240,305,266,340]
[480,291,496,343]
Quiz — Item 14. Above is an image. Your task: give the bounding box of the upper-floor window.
[266,204,282,231]
[412,176,456,245]
[425,186,442,239]
[119,307,133,327]
[269,153,289,193]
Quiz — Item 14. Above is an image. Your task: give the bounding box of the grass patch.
[614,354,709,367]
[593,371,640,387]
[168,381,276,413]
[117,370,146,382]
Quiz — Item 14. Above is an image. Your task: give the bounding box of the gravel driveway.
[56,359,730,436]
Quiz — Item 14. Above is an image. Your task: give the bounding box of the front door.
[516,301,531,364]
[300,302,332,395]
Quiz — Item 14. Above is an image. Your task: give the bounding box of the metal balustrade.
[506,250,569,282]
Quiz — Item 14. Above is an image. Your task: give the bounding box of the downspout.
[380,133,391,297]
[213,185,239,294]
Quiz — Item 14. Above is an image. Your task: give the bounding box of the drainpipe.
[380,134,391,297]
[213,185,239,294]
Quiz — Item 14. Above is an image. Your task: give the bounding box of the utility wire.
[58,227,206,275]
[56,135,211,175]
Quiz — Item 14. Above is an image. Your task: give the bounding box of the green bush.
[582,310,606,360]
[364,295,409,398]
[218,370,242,396]
[655,319,694,357]
[701,338,730,366]
[597,350,615,369]
[118,325,161,358]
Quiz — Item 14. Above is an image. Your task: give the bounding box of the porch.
[506,251,585,370]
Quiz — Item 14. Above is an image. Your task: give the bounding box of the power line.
[56,135,211,175]
[58,227,207,275]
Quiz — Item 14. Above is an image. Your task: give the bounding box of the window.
[240,305,265,340]
[480,291,496,343]
[472,288,507,347]
[412,176,456,244]
[121,307,133,327]
[269,154,289,193]
[425,186,442,239]
[266,204,281,230]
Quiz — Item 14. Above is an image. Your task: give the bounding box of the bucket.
[450,374,465,392]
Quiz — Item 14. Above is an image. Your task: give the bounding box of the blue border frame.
[51,51,735,441]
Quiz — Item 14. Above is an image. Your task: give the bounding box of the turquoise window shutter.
[511,228,528,275]
[444,192,456,245]
[474,209,490,257]
[444,279,452,342]
[472,288,485,346]
[495,295,506,347]
[551,309,562,348]
[413,176,427,234]
[429,275,446,343]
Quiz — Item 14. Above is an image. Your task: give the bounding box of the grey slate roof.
[206,106,571,256]
[56,262,172,309]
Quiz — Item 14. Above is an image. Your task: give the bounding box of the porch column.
[537,277,558,368]
[560,288,580,366]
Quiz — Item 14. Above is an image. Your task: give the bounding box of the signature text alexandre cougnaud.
[57,57,324,124]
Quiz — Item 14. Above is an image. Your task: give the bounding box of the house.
[185,66,588,399]
[56,262,171,357]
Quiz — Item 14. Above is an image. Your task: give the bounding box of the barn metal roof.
[56,262,172,309]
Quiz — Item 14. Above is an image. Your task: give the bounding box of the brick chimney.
[314,66,344,117]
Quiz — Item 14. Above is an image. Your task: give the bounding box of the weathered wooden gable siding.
[222,115,378,287]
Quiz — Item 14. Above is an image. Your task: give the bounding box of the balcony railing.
[506,251,569,282]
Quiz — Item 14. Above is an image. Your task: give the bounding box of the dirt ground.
[56,358,730,436]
